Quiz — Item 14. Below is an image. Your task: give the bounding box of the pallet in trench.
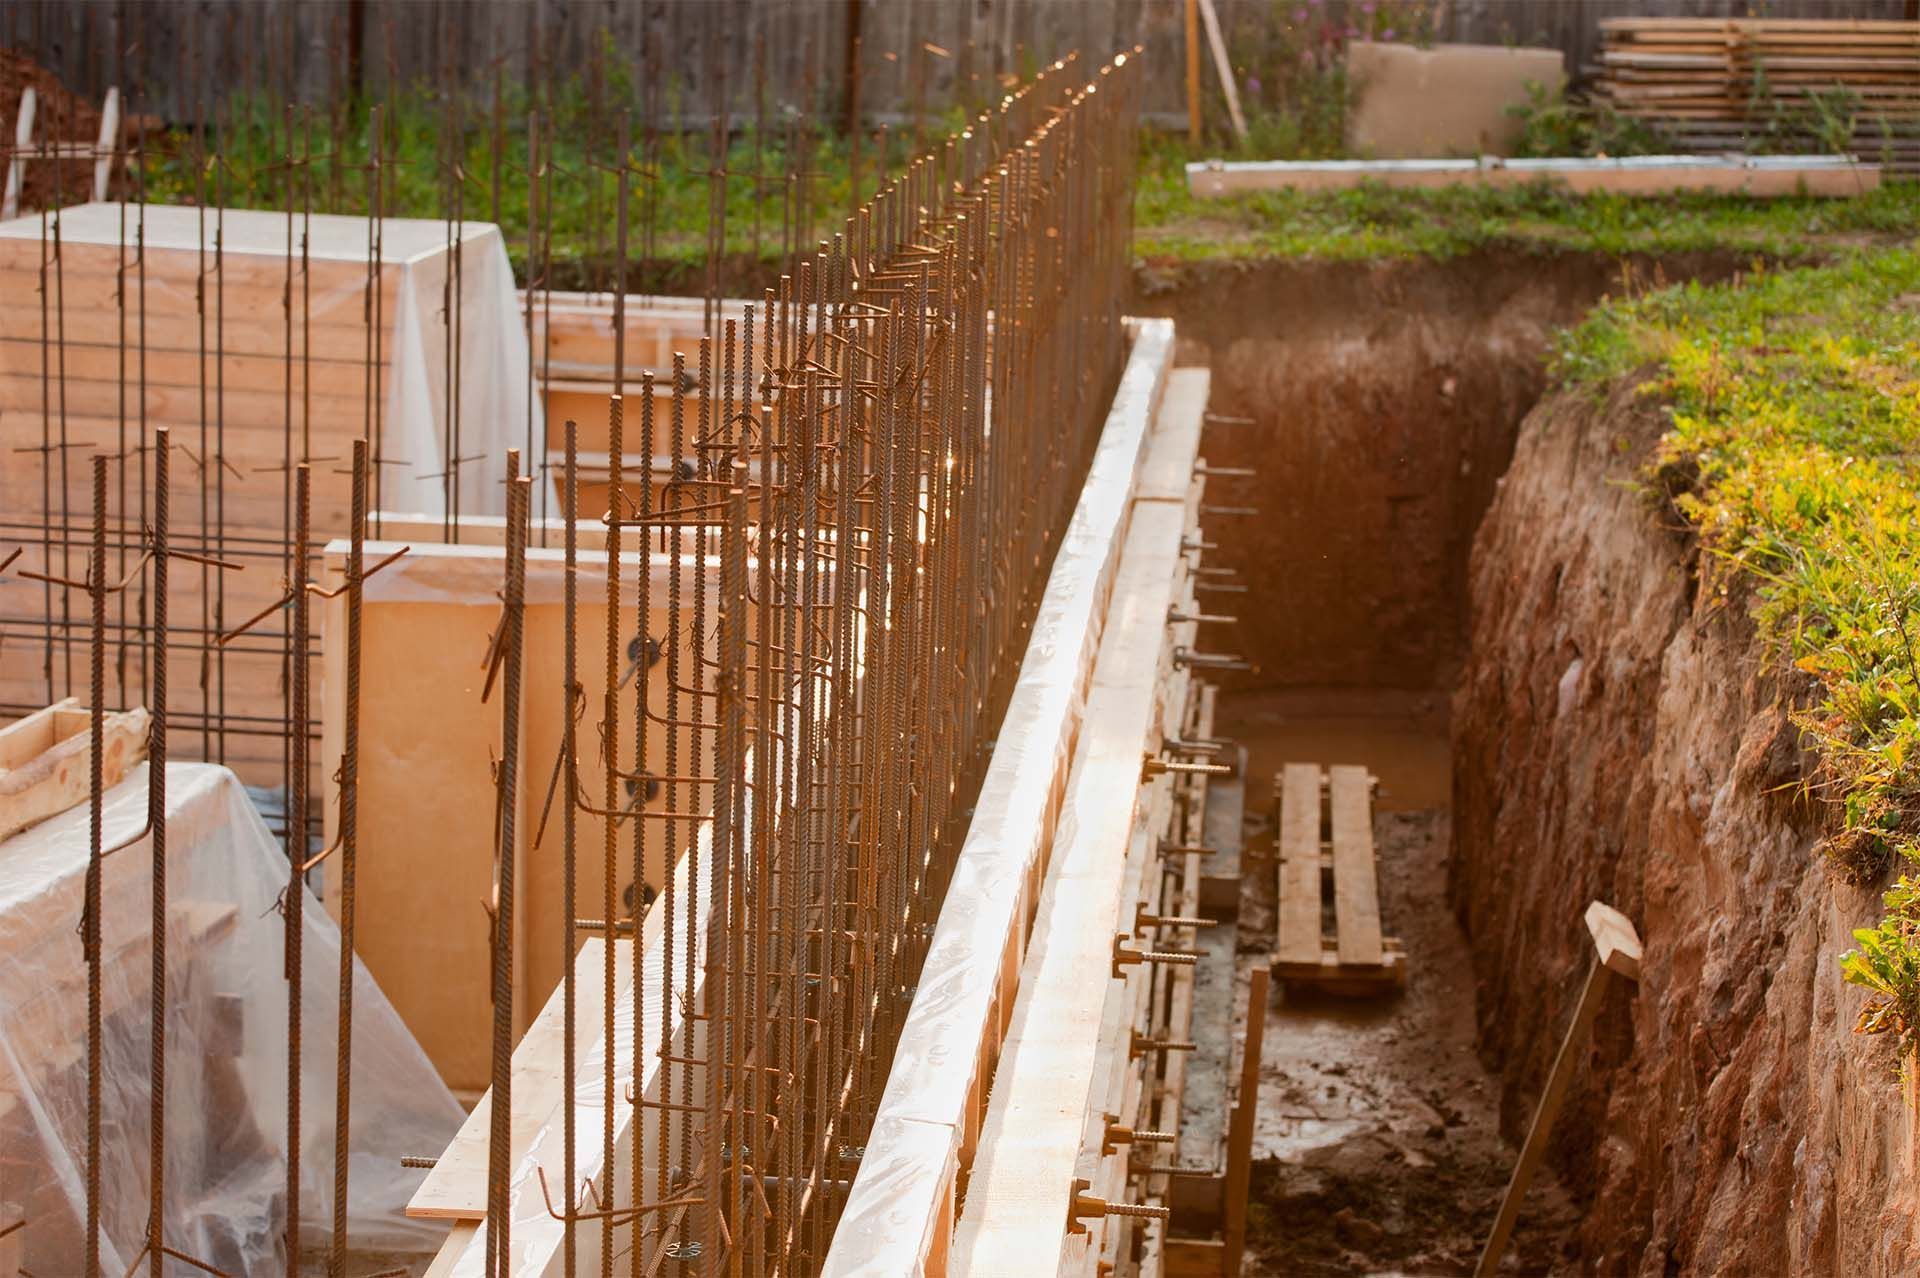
[1274,762,1404,994]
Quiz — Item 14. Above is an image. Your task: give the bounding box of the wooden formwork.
[317,523,745,1096]
[820,320,1196,1278]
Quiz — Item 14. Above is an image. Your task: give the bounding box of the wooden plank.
[1275,763,1322,968]
[1195,0,1245,142]
[1328,764,1383,968]
[1221,966,1268,1273]
[91,88,119,205]
[0,705,148,842]
[1473,902,1643,1277]
[1163,1236,1226,1277]
[2,88,33,223]
[0,698,74,770]
[407,936,634,1220]
[421,1222,479,1278]
[950,496,1191,1277]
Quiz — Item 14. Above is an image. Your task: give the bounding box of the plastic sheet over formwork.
[0,202,530,519]
[0,762,464,1273]
[821,318,1175,1276]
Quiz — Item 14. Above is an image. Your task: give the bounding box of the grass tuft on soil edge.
[1550,244,1920,1066]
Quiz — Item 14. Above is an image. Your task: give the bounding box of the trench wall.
[1451,377,1920,1275]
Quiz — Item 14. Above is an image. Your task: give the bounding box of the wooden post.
[1222,965,1269,1273]
[91,87,119,204]
[1474,902,1642,1278]
[1184,0,1202,145]
[3,87,36,222]
[1195,0,1247,144]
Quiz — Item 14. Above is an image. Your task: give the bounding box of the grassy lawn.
[1134,134,1920,263]
[130,84,1920,278]
[1549,248,1920,1061]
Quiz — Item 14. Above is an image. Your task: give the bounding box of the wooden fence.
[4,0,1916,136]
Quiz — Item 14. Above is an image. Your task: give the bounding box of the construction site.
[2,1,1920,1275]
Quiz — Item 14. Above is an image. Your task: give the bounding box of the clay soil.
[1136,254,1783,1275]
[1220,690,1578,1277]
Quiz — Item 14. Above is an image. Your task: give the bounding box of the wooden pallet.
[1274,762,1404,995]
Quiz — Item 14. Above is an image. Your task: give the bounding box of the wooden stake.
[92,87,120,205]
[1196,0,1247,144]
[1184,0,1202,145]
[3,87,35,222]
[1222,964,1269,1273]
[1474,902,1642,1278]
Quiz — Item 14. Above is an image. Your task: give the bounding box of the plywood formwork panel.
[318,536,747,1095]
[0,202,530,787]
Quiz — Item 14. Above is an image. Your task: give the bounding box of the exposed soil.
[1,45,116,211]
[1129,252,1747,692]
[1220,690,1578,1277]
[1448,370,1920,1274]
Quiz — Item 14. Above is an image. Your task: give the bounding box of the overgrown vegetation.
[1504,81,1671,160]
[1548,249,1920,1062]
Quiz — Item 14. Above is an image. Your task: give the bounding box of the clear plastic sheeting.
[0,762,464,1273]
[822,318,1175,1276]
[0,202,529,519]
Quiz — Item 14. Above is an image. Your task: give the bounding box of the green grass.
[135,78,952,288]
[130,74,1920,281]
[1550,248,1920,1064]
[1134,132,1920,263]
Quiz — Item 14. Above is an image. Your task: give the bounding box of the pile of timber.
[1593,18,1920,172]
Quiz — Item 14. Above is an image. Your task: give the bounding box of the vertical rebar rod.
[328,439,367,1278]
[486,458,528,1278]
[84,454,105,1278]
[285,463,310,1275]
[146,428,171,1278]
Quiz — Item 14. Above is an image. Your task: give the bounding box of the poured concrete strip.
[1186,152,1881,198]
[820,319,1175,1277]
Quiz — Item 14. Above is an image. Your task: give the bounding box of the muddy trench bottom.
[1219,688,1579,1277]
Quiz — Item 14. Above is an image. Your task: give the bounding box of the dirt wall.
[1450,376,1920,1274]
[1130,253,1741,693]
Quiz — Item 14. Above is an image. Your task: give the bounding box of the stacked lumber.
[1594,18,1920,172]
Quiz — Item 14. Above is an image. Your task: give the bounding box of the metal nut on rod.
[1103,1123,1179,1154]
[1067,1178,1172,1233]
[1167,607,1237,625]
[1129,1030,1199,1057]
[1172,646,1251,672]
[1112,934,1200,979]
[1135,902,1217,932]
[1141,754,1233,781]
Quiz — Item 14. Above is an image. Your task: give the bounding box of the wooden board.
[949,495,1192,1276]
[407,937,633,1219]
[0,701,148,842]
[1274,763,1323,969]
[321,539,738,1093]
[1328,764,1383,968]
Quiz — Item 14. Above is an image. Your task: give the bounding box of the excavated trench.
[1131,252,1764,1277]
